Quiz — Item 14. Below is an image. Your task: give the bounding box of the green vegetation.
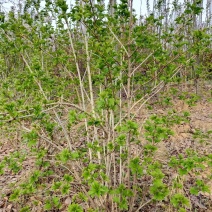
[0,0,211,211]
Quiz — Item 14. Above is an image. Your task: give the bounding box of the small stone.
[64,197,72,205]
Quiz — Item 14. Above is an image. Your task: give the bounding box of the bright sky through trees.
[0,0,210,21]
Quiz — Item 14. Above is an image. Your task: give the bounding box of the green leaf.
[44,201,52,210]
[52,196,61,208]
[150,180,169,200]
[129,157,142,175]
[171,193,190,208]
[190,187,199,195]
[88,181,108,197]
[61,183,70,195]
[20,206,30,212]
[9,189,20,201]
[23,130,38,147]
[115,134,126,146]
[57,149,71,163]
[63,174,73,182]
[52,181,62,190]
[69,110,77,126]
[68,203,83,212]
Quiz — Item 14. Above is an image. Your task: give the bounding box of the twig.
[109,27,129,58]
[135,199,152,212]
[130,51,154,76]
[21,125,63,150]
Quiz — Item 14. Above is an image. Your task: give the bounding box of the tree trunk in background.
[109,0,116,16]
[192,0,199,94]
[206,0,212,43]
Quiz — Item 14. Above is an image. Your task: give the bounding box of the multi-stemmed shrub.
[0,0,211,211]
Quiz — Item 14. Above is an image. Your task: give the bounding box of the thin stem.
[135,199,152,212]
[109,27,129,58]
[84,33,101,163]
